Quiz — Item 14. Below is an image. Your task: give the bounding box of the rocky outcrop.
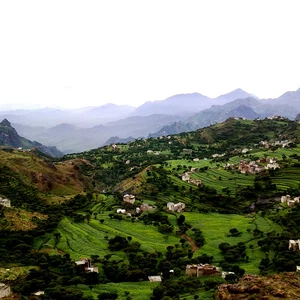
[216,273,300,299]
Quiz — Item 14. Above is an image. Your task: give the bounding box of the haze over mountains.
[0,119,63,157]
[1,88,300,154]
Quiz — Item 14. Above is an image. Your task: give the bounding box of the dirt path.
[181,233,199,252]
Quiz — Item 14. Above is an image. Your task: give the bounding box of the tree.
[69,276,85,286]
[177,215,185,226]
[229,228,241,237]
[86,214,91,223]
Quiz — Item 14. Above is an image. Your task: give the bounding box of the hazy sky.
[0,0,299,109]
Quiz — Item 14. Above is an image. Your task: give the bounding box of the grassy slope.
[75,282,158,300]
[36,214,180,261]
[36,209,283,275]
[185,212,283,274]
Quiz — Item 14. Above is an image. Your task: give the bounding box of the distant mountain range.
[1,88,300,153]
[0,119,64,157]
[13,114,180,153]
[149,89,300,137]
[133,88,256,116]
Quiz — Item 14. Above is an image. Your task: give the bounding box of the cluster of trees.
[151,276,224,300]
[257,205,300,274]
[218,242,247,263]
[13,253,98,300]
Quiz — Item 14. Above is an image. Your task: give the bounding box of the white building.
[289,239,300,250]
[123,194,136,204]
[0,197,11,208]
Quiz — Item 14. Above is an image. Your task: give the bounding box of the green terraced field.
[37,213,180,261]
[183,212,283,274]
[75,282,158,300]
[36,210,284,275]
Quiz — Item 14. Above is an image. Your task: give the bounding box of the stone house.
[189,179,202,186]
[123,194,136,204]
[167,202,186,213]
[259,141,270,149]
[0,197,11,208]
[181,172,190,181]
[0,283,11,298]
[140,203,156,212]
[111,144,120,151]
[289,239,300,251]
[75,258,98,273]
[148,276,162,282]
[281,195,300,207]
[265,162,280,170]
[185,264,220,277]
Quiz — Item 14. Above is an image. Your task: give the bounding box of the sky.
[0,0,300,109]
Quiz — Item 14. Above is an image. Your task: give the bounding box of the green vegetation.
[2,117,300,299]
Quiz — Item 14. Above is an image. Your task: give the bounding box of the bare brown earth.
[0,150,91,200]
[181,233,199,252]
[216,272,300,299]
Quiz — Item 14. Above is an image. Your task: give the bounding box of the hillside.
[0,119,64,157]
[0,149,90,203]
[2,117,300,299]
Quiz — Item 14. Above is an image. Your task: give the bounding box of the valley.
[1,117,300,299]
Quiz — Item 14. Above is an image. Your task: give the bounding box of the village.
[224,157,280,174]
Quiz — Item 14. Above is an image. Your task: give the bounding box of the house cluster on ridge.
[238,160,264,174]
[281,195,300,207]
[225,157,280,174]
[181,170,202,186]
[185,264,221,277]
[259,139,291,149]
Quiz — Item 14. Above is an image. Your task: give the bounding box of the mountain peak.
[1,119,12,127]
[214,89,258,105]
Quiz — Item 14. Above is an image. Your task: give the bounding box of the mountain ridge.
[0,119,64,157]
